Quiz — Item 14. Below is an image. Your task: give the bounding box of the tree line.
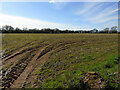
[0,25,118,34]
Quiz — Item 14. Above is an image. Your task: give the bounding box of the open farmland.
[2,34,119,89]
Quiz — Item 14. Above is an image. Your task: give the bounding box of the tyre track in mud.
[3,41,76,88]
[2,50,35,88]
[24,42,77,88]
[2,40,37,59]
[2,44,50,88]
[2,51,30,74]
[2,41,48,88]
[2,48,38,69]
[2,41,47,75]
[11,41,76,88]
[10,45,51,88]
[2,40,46,63]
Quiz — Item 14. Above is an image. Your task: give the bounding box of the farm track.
[2,41,76,88]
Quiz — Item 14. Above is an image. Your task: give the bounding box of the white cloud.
[0,13,85,30]
[86,7,118,24]
[80,3,118,24]
[74,2,118,29]
[49,0,55,3]
[86,3,103,16]
[0,13,61,29]
[92,16,117,23]
[75,2,99,15]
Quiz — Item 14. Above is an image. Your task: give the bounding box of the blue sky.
[0,2,119,30]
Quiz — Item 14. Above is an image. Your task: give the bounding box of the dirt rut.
[2,40,45,62]
[2,50,35,88]
[3,41,76,88]
[24,42,76,88]
[3,41,37,59]
[10,45,51,88]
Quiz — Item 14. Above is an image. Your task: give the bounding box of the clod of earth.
[82,72,105,89]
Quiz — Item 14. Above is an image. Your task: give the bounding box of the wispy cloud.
[75,2,99,15]
[87,6,118,24]
[75,2,118,24]
[0,13,85,30]
[111,8,120,13]
[92,16,117,23]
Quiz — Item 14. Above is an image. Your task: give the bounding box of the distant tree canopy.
[0,25,118,33]
[99,26,118,33]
